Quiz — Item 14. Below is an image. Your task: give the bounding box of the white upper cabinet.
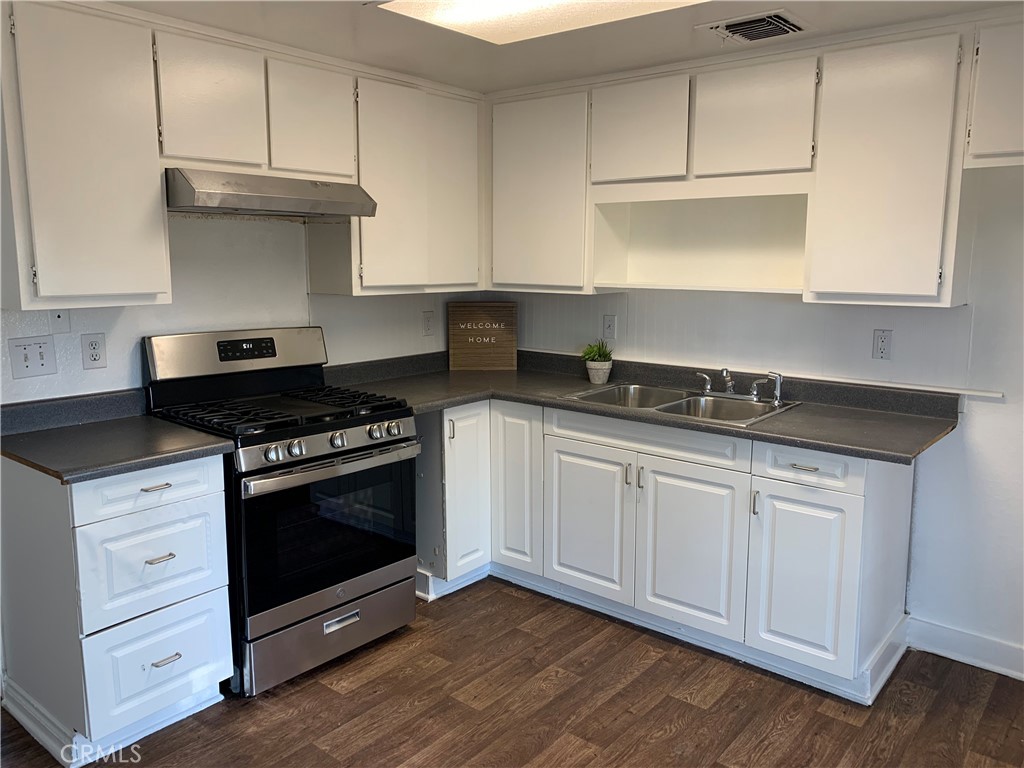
[692,58,818,176]
[966,22,1024,165]
[155,32,267,165]
[358,79,479,289]
[267,59,355,177]
[805,34,961,299]
[590,75,689,182]
[493,93,589,290]
[5,3,170,303]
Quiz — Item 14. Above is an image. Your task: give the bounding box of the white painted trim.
[907,617,1024,681]
[489,563,906,704]
[2,678,222,768]
[415,563,491,602]
[516,347,1003,399]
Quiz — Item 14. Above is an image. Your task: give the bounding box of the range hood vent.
[165,168,376,219]
[698,10,807,44]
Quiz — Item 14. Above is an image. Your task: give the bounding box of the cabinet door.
[444,402,491,580]
[591,75,689,182]
[358,80,478,288]
[806,35,960,297]
[155,32,266,164]
[967,23,1024,163]
[490,402,543,575]
[10,3,170,298]
[635,455,750,642]
[493,93,588,289]
[268,59,355,176]
[544,436,635,605]
[692,58,817,176]
[745,477,863,678]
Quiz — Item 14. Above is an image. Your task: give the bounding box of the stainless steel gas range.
[143,327,418,696]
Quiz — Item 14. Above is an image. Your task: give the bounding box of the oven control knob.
[329,431,347,449]
[264,445,284,463]
[387,421,402,437]
[367,423,385,440]
[287,439,306,458]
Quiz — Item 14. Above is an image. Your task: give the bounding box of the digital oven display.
[217,337,277,362]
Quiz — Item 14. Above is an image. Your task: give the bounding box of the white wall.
[1,215,310,403]
[505,167,1024,677]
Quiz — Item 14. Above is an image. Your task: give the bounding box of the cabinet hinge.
[358,263,364,281]
[353,87,358,103]
[975,44,980,58]
[811,139,816,158]
[938,267,944,285]
[815,67,821,85]
[957,45,963,65]
[157,124,163,144]
[8,13,14,36]
[30,266,37,284]
[153,42,158,61]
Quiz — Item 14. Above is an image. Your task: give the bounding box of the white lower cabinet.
[544,436,636,605]
[745,477,864,678]
[635,455,751,642]
[444,402,493,580]
[490,402,544,575]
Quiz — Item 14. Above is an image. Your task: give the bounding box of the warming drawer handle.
[151,652,182,669]
[324,610,361,635]
[145,552,177,566]
[790,463,820,473]
[140,482,173,493]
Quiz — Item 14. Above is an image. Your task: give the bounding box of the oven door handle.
[242,442,421,499]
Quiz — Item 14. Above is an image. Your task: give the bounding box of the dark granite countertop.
[1,416,233,484]
[363,370,956,465]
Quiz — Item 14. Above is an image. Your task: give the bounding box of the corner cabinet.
[965,22,1024,167]
[804,34,970,306]
[490,402,544,576]
[354,79,480,291]
[2,3,171,309]
[492,92,589,291]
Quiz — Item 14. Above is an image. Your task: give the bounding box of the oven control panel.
[236,416,417,472]
[217,337,277,362]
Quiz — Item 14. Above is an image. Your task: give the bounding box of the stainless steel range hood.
[165,168,376,219]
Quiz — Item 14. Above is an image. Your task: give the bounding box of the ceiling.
[119,1,1010,93]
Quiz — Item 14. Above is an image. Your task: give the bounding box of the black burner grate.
[162,401,301,436]
[285,386,407,419]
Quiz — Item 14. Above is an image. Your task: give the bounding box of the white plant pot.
[586,361,613,385]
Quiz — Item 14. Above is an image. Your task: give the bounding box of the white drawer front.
[72,455,224,527]
[752,442,866,495]
[81,587,231,740]
[76,493,228,635]
[544,408,751,472]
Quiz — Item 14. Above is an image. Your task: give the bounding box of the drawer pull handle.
[151,652,182,669]
[625,463,632,486]
[751,489,760,516]
[324,610,361,635]
[637,466,644,490]
[448,419,456,440]
[140,482,173,493]
[790,463,820,473]
[145,552,177,566]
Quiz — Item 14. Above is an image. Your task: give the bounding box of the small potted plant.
[581,339,613,384]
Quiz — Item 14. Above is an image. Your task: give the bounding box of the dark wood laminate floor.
[3,578,1022,768]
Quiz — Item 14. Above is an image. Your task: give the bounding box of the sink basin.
[655,396,797,426]
[566,384,695,409]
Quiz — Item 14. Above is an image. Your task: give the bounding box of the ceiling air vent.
[698,10,808,45]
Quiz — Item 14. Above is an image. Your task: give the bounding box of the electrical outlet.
[422,310,435,337]
[872,329,893,360]
[81,333,107,369]
[9,335,56,379]
[49,309,71,334]
[603,314,617,340]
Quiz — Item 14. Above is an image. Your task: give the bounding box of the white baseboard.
[907,617,1024,680]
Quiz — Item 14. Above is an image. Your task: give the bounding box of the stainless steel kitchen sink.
[564,384,695,409]
[655,395,798,426]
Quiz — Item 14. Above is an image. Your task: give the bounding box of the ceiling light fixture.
[377,0,707,45]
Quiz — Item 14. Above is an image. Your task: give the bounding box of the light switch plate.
[9,335,57,379]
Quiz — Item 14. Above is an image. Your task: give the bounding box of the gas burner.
[285,386,408,419]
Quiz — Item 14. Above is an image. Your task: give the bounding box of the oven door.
[239,441,419,639]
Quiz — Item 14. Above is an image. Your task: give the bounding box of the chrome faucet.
[695,372,712,394]
[751,372,784,406]
[720,368,735,394]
